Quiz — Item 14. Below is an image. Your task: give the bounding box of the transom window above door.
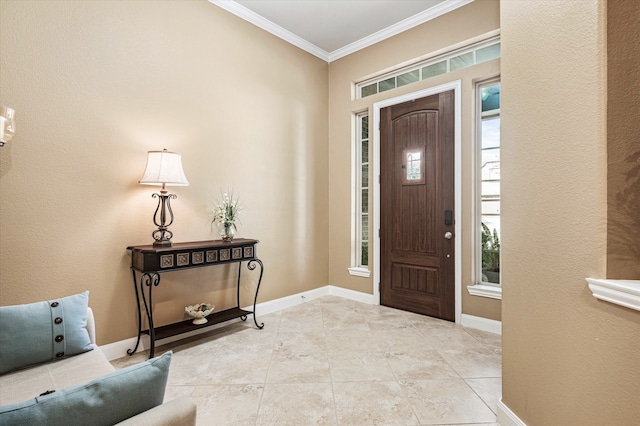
[356,37,500,99]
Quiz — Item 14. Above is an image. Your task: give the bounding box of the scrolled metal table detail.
[127,272,160,356]
[244,259,264,329]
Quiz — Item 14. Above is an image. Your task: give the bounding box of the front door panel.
[380,91,455,321]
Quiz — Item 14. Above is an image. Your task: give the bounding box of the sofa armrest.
[86,307,96,345]
[114,397,197,426]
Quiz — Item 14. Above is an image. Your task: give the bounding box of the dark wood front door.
[380,90,455,321]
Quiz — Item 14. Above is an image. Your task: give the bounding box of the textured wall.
[328,0,502,321]
[501,0,640,424]
[607,0,640,279]
[0,0,329,345]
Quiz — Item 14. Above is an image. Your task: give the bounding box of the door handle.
[444,232,453,240]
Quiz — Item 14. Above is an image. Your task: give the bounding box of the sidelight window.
[476,80,501,287]
[349,112,370,277]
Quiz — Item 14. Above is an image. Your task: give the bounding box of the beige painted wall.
[327,0,502,321]
[501,0,640,423]
[0,0,329,345]
[607,0,640,279]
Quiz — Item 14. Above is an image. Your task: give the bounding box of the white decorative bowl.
[185,303,215,325]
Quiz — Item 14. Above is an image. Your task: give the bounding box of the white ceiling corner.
[209,0,475,62]
[210,0,330,60]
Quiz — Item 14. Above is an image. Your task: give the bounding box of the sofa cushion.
[0,291,93,374]
[0,344,115,406]
[0,351,172,426]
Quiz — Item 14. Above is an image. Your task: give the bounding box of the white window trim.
[349,111,370,277]
[348,267,371,278]
[467,283,502,300]
[468,77,502,299]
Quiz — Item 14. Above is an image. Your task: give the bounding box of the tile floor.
[112,296,502,425]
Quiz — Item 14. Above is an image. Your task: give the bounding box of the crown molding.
[210,0,475,63]
[209,0,330,61]
[328,0,475,62]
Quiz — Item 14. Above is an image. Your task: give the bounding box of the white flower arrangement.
[210,191,241,240]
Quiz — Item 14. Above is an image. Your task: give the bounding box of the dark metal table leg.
[140,272,160,358]
[247,258,264,329]
[127,269,143,356]
[237,262,247,322]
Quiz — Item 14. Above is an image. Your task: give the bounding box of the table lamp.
[139,149,189,246]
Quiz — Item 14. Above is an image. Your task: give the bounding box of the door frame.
[372,80,462,323]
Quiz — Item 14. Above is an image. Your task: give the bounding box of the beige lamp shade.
[139,149,189,186]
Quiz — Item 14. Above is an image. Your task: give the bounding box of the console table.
[126,239,264,358]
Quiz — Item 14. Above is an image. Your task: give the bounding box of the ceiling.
[209,0,473,62]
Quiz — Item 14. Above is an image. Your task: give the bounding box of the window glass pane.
[361,83,377,98]
[481,147,500,164]
[481,84,500,112]
[482,200,500,215]
[361,115,369,139]
[361,164,368,188]
[481,117,500,149]
[362,138,368,164]
[482,216,500,232]
[481,159,500,182]
[361,242,368,266]
[481,217,500,284]
[361,189,368,213]
[476,43,501,63]
[361,214,368,240]
[379,77,396,92]
[406,152,421,180]
[421,61,447,79]
[450,52,474,71]
[397,70,419,87]
[481,181,500,197]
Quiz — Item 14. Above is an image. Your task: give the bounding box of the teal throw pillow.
[0,351,172,425]
[0,291,93,374]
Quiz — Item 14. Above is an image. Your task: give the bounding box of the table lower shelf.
[143,307,253,341]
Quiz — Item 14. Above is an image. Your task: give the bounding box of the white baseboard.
[460,313,502,335]
[327,285,375,304]
[252,285,330,316]
[497,399,527,426]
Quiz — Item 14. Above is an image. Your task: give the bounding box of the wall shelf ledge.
[586,278,640,312]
